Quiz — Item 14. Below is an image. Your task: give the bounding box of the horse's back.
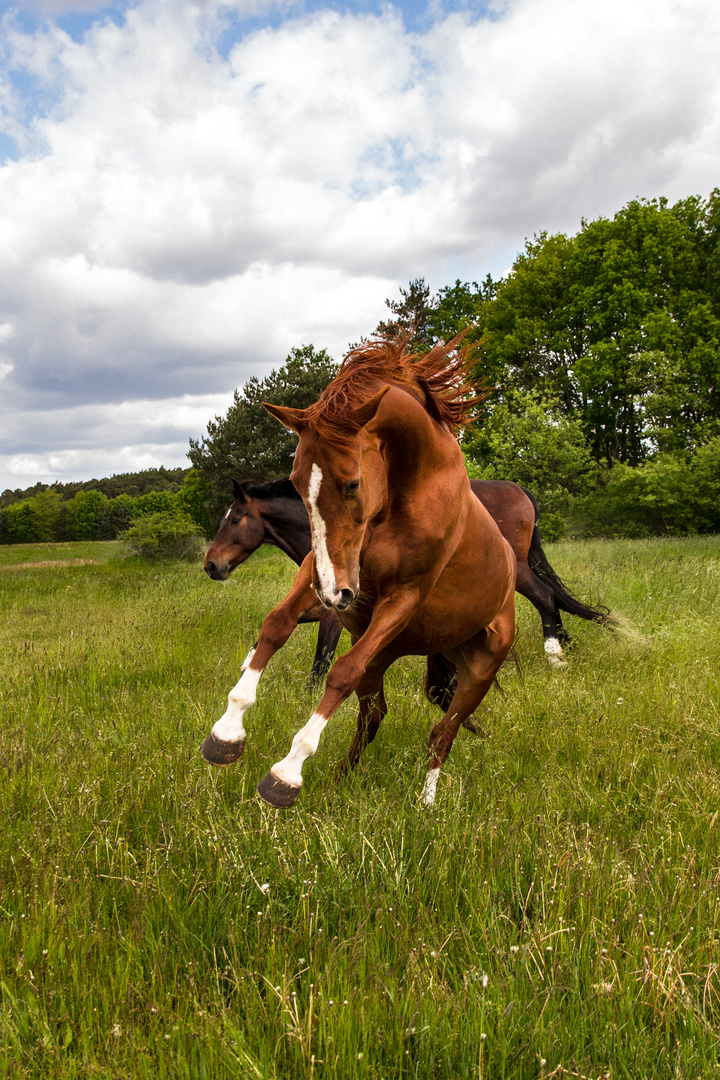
[470,479,535,564]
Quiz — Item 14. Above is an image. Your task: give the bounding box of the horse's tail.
[520,486,613,626]
[424,653,458,711]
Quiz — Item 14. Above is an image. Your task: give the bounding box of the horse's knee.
[260,608,297,651]
[325,656,364,701]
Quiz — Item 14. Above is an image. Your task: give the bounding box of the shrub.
[119,511,206,561]
[590,441,720,537]
[537,510,567,542]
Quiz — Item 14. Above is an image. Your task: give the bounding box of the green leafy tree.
[101,493,135,539]
[426,277,495,340]
[188,344,338,522]
[175,470,215,537]
[1,498,41,543]
[689,436,720,532]
[375,279,436,349]
[465,389,598,534]
[131,490,178,517]
[469,193,720,464]
[64,490,109,541]
[0,490,64,543]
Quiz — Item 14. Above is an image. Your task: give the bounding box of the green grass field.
[1,537,720,1078]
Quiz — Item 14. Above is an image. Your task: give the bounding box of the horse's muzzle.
[317,587,356,610]
[205,560,230,581]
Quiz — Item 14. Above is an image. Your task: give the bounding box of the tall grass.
[1,537,720,1078]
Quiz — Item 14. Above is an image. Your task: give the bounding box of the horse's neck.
[257,498,312,566]
[382,394,463,502]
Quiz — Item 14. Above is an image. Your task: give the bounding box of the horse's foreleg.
[201,566,317,767]
[257,590,421,807]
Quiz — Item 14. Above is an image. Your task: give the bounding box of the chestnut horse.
[201,337,518,808]
[205,476,609,676]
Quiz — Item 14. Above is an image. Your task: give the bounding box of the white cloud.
[1,444,191,487]
[0,390,236,488]
[1,0,720,490]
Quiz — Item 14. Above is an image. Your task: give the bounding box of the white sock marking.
[271,711,328,789]
[307,464,337,603]
[211,665,262,744]
[241,646,256,672]
[421,767,440,807]
[544,637,566,667]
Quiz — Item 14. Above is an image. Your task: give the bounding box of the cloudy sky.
[1,0,719,491]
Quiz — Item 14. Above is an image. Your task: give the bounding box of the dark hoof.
[256,771,301,809]
[201,732,246,766]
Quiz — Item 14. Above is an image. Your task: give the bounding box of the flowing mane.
[302,333,487,447]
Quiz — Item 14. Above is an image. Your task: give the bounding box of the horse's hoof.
[201,732,246,766]
[256,771,301,808]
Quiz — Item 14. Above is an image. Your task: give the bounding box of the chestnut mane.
[302,333,487,448]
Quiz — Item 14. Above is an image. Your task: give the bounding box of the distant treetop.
[0,466,191,509]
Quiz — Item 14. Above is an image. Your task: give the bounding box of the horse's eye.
[344,479,360,496]
[231,517,240,525]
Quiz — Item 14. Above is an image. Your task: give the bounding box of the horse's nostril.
[338,588,355,609]
[205,561,216,576]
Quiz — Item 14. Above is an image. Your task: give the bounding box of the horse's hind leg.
[515,561,567,666]
[310,608,344,686]
[337,665,388,777]
[424,653,484,733]
[421,602,515,807]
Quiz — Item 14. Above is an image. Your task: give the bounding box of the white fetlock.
[544,637,566,667]
[271,711,328,789]
[420,767,440,807]
[211,666,262,744]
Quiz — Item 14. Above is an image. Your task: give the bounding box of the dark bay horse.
[205,478,608,677]
[201,336,520,807]
[206,478,344,683]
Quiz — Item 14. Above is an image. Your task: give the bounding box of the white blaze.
[307,463,337,600]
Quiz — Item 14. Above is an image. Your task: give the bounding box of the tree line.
[0,474,213,545]
[4,191,720,544]
[0,466,190,509]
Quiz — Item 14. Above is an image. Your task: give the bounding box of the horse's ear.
[263,402,307,432]
[232,479,247,502]
[352,385,391,429]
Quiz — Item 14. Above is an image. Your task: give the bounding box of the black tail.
[424,653,458,711]
[520,486,612,626]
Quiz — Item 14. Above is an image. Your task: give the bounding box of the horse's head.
[204,480,266,580]
[264,387,390,610]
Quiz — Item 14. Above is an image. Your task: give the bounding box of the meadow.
[1,535,720,1079]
